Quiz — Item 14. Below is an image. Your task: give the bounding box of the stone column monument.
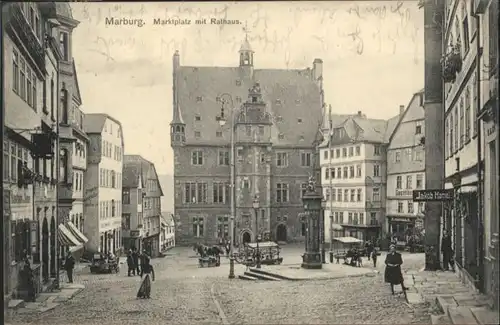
[301,176,323,269]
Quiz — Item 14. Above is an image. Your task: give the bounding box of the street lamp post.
[217,94,236,279]
[253,195,261,269]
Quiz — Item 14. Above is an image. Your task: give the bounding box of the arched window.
[60,89,68,123]
[59,149,68,182]
[175,125,180,132]
[111,199,116,217]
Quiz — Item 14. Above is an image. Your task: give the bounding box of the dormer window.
[276,116,283,123]
[278,133,284,140]
[236,96,242,103]
[297,118,302,123]
[195,115,201,121]
[299,136,304,141]
[195,131,201,138]
[216,97,221,102]
[295,99,301,104]
[275,99,282,105]
[196,96,203,102]
[252,96,257,103]
[216,131,222,137]
[235,80,241,86]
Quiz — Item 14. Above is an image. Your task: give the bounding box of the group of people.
[126,248,156,299]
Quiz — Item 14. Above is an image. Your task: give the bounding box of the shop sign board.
[413,189,453,202]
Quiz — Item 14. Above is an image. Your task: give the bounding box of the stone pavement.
[406,270,499,324]
[245,253,378,280]
[7,283,85,314]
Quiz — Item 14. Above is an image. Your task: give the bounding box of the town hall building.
[170,37,324,245]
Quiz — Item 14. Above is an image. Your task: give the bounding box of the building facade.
[53,4,89,264]
[160,213,176,251]
[319,111,397,243]
[474,0,499,309]
[83,114,124,255]
[170,38,323,245]
[123,155,164,257]
[122,163,145,252]
[442,0,498,304]
[2,2,78,297]
[386,91,426,241]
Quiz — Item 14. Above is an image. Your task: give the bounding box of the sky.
[70,1,424,175]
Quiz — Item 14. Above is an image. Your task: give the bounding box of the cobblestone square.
[5,246,436,325]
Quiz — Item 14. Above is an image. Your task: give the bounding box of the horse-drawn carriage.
[193,243,224,268]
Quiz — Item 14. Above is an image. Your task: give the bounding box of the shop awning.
[66,221,89,244]
[58,224,81,247]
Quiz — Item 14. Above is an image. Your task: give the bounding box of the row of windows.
[99,168,122,189]
[395,174,424,190]
[393,147,423,163]
[3,140,30,183]
[324,188,378,203]
[144,197,161,210]
[12,49,38,111]
[323,144,383,160]
[330,211,375,225]
[101,140,122,161]
[183,182,309,204]
[397,201,425,214]
[103,121,122,139]
[99,200,121,219]
[324,164,381,179]
[191,150,313,167]
[445,80,477,158]
[3,140,61,186]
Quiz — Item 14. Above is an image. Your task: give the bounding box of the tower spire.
[239,21,254,67]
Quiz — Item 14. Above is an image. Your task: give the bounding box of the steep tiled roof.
[319,113,399,147]
[83,113,123,134]
[123,155,164,196]
[83,114,107,133]
[175,65,323,146]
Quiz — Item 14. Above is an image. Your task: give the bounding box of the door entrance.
[276,224,287,242]
[242,231,251,244]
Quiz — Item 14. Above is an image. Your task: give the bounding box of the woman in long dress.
[384,244,408,294]
[137,260,155,299]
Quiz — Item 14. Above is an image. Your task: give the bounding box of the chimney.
[313,58,323,83]
[357,111,362,117]
[399,105,405,116]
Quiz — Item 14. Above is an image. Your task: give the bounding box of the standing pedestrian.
[371,248,378,267]
[126,250,135,276]
[132,248,140,276]
[441,230,453,271]
[64,251,75,283]
[137,258,155,299]
[384,245,408,295]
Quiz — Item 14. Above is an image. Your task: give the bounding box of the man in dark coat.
[384,245,408,294]
[126,250,136,276]
[131,248,140,276]
[64,251,76,283]
[441,230,453,271]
